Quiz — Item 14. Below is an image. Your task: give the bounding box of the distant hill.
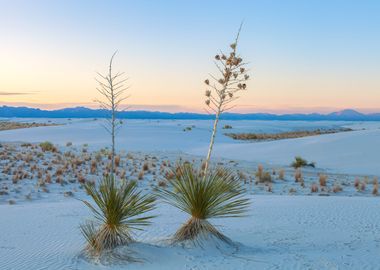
[1,106,380,121]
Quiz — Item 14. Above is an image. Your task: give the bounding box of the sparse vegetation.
[291,156,315,169]
[225,128,353,141]
[39,141,57,152]
[319,174,328,186]
[0,121,59,131]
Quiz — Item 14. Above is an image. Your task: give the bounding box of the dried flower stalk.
[95,52,129,177]
[203,24,250,175]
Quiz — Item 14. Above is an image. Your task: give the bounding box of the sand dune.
[0,195,379,269]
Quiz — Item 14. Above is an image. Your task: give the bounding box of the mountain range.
[1,106,380,121]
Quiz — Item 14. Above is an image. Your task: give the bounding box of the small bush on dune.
[372,185,378,196]
[291,156,315,169]
[354,178,360,188]
[311,183,318,193]
[332,184,343,193]
[256,171,272,184]
[319,174,328,186]
[278,169,285,180]
[81,176,156,255]
[294,169,303,182]
[39,141,57,152]
[158,163,249,244]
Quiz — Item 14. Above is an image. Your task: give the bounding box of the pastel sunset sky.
[0,0,379,113]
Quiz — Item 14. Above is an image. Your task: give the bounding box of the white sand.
[0,195,379,270]
[1,119,380,269]
[1,118,379,175]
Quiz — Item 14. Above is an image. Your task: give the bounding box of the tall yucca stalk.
[158,163,249,243]
[203,24,250,175]
[95,52,129,177]
[81,176,155,255]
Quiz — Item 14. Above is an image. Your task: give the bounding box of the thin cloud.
[0,91,35,96]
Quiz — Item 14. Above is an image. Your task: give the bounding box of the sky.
[0,0,379,113]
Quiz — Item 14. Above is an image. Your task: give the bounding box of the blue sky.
[0,0,379,113]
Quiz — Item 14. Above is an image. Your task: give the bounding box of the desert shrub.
[256,171,272,184]
[291,156,308,168]
[294,169,303,182]
[158,180,167,188]
[354,178,360,188]
[319,174,328,186]
[39,141,57,152]
[311,183,319,193]
[114,155,120,167]
[158,163,249,244]
[237,171,248,182]
[278,169,285,180]
[360,182,366,191]
[372,185,378,196]
[81,176,155,255]
[138,170,144,180]
[142,162,149,171]
[332,184,343,193]
[256,164,263,179]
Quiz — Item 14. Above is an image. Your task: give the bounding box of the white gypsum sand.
[0,119,379,269]
[0,195,379,270]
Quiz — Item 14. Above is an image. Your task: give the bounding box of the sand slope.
[0,195,379,270]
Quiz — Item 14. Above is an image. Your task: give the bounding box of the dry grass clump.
[332,184,343,193]
[39,141,57,152]
[158,180,167,188]
[354,178,360,188]
[294,169,303,182]
[114,155,120,167]
[256,171,272,184]
[237,171,248,183]
[372,185,378,196]
[359,182,366,191]
[223,125,232,129]
[319,174,328,186]
[142,162,149,171]
[158,164,249,244]
[311,183,319,193]
[291,156,315,169]
[278,169,285,180]
[81,176,155,255]
[138,170,144,180]
[255,165,272,184]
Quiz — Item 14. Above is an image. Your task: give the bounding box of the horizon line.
[1,103,380,116]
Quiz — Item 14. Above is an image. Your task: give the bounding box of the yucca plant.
[158,163,249,244]
[81,176,155,255]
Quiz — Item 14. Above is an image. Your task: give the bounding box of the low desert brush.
[80,176,156,255]
[319,174,328,186]
[291,156,315,169]
[311,183,319,193]
[294,169,303,182]
[39,141,57,152]
[158,163,249,244]
[278,169,285,180]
